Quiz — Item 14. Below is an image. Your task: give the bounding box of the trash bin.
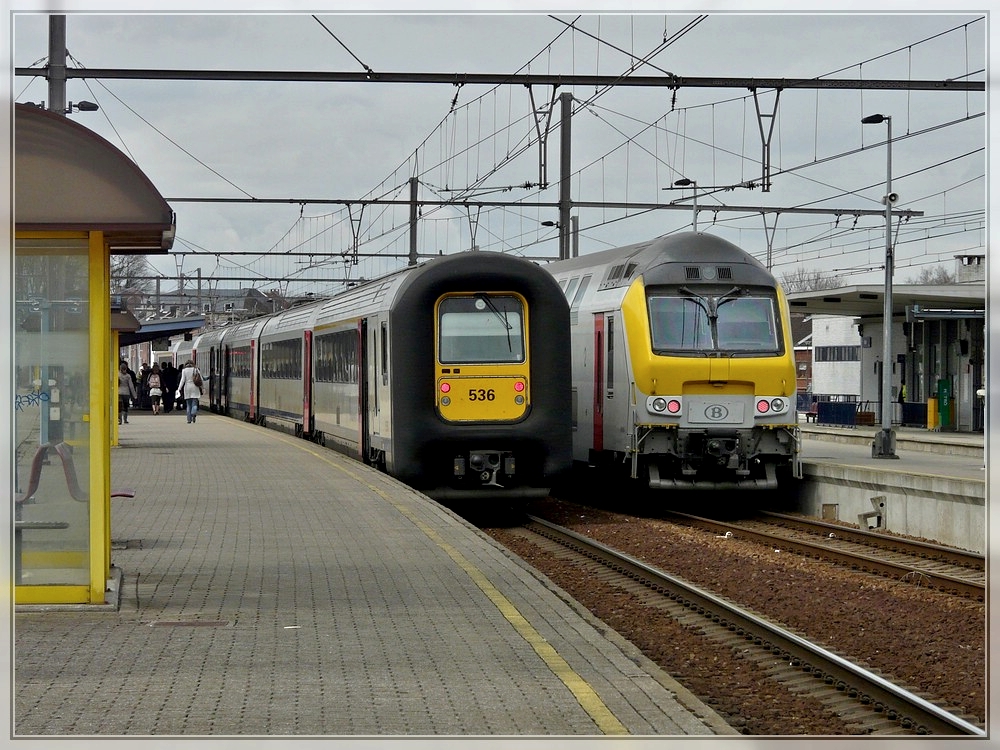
[927,396,938,430]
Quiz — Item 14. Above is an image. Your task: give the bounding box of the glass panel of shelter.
[14,238,92,586]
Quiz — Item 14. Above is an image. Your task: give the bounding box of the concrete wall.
[797,458,985,554]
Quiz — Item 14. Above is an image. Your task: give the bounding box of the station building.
[789,254,985,433]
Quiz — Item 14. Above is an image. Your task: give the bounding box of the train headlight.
[441,396,451,406]
[770,398,785,412]
[647,396,681,415]
[514,395,524,405]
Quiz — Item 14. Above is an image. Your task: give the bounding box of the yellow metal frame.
[13,230,111,605]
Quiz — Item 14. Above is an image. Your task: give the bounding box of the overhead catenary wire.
[46,15,981,290]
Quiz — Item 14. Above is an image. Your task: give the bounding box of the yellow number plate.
[436,376,528,422]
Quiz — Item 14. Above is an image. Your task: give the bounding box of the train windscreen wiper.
[679,285,744,350]
[475,293,513,352]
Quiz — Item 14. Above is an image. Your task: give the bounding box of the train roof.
[545,232,777,290]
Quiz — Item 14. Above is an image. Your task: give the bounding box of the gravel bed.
[482,496,985,736]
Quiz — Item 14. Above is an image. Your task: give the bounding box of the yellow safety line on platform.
[247,424,629,735]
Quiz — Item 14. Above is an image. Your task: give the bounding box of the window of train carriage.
[571,276,591,309]
[438,294,525,364]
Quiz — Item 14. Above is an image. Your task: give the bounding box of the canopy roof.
[787,284,984,319]
[14,103,175,252]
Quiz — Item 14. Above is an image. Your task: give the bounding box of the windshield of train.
[647,291,779,353]
[438,294,525,363]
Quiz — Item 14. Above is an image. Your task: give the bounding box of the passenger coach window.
[438,295,525,364]
[648,293,779,353]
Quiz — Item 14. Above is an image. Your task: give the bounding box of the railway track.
[522,514,985,737]
[663,510,984,600]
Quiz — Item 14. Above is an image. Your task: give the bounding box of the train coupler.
[453,450,515,487]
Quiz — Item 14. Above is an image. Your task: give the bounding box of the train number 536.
[468,388,496,401]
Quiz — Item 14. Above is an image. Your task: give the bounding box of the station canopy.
[786,284,984,319]
[14,103,175,252]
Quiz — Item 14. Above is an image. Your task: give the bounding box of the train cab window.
[438,294,525,364]
[648,296,711,351]
[715,297,779,351]
[648,292,779,353]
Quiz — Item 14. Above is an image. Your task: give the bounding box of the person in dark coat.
[160,362,179,413]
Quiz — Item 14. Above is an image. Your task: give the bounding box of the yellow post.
[927,396,939,430]
[111,331,121,447]
[89,230,111,602]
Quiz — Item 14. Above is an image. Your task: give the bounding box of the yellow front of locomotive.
[434,292,530,423]
[622,275,800,489]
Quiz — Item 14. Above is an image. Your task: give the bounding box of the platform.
[798,423,986,553]
[12,410,735,741]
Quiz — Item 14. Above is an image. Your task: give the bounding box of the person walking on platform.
[160,362,178,413]
[146,363,164,415]
[137,362,151,410]
[176,360,204,424]
[117,360,137,424]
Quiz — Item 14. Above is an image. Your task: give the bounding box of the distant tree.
[779,267,844,293]
[906,266,956,285]
[111,254,154,311]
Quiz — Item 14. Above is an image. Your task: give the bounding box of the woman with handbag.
[117,360,137,425]
[175,360,204,424]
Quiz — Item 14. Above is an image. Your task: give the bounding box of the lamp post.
[673,178,698,231]
[862,113,898,459]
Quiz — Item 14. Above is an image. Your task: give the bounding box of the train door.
[249,339,258,422]
[209,346,219,411]
[358,318,371,461]
[302,330,313,438]
[365,316,384,465]
[592,313,605,454]
[221,344,230,415]
[591,312,622,459]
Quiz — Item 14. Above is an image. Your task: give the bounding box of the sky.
[6,5,989,304]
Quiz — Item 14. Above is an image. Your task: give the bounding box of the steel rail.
[664,511,984,600]
[760,510,985,569]
[525,514,985,737]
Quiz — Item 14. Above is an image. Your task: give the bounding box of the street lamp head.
[673,178,695,187]
[861,114,888,125]
[66,100,100,114]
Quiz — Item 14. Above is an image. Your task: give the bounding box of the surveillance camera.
[881,192,899,205]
